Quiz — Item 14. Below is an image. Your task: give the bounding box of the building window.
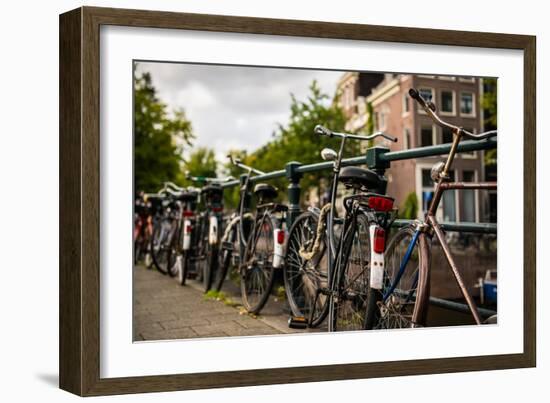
[404,128,411,149]
[421,169,435,213]
[379,111,386,130]
[376,106,389,131]
[402,94,410,114]
[460,92,475,116]
[459,76,476,83]
[462,170,477,222]
[440,90,455,114]
[419,88,434,103]
[442,170,457,222]
[442,127,454,144]
[420,125,434,147]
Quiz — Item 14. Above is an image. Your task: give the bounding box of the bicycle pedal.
[288,316,308,329]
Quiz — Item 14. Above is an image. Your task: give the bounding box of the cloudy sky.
[135,61,344,161]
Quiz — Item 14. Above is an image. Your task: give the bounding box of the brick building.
[336,72,493,223]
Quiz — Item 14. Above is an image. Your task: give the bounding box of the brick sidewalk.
[133,265,299,341]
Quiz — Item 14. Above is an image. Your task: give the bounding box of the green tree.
[481,78,497,168]
[134,71,194,192]
[399,191,419,219]
[183,147,218,184]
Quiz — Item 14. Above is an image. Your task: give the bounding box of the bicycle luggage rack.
[220,137,497,317]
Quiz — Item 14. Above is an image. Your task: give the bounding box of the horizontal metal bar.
[392,219,497,234]
[381,137,497,162]
[221,180,240,188]
[221,137,496,189]
[428,295,496,319]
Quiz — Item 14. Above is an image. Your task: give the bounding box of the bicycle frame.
[386,128,497,325]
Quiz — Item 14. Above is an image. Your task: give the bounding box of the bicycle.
[215,156,288,314]
[134,191,154,267]
[185,173,233,292]
[134,191,166,269]
[150,182,199,279]
[367,88,497,329]
[285,125,397,331]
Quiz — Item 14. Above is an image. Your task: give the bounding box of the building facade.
[337,73,492,223]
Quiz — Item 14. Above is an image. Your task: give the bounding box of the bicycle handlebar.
[408,88,497,140]
[163,181,185,191]
[314,125,398,143]
[226,154,265,176]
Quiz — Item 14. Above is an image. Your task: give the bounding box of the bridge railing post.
[285,161,302,227]
[366,146,391,194]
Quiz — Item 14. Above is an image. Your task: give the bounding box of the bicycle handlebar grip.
[409,88,437,112]
[314,124,333,137]
[409,88,423,103]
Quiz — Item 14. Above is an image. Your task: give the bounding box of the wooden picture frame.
[59,6,536,396]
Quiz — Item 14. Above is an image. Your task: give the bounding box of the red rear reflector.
[373,227,386,254]
[368,196,394,212]
[276,230,285,244]
[183,210,194,217]
[212,206,223,212]
[185,224,193,234]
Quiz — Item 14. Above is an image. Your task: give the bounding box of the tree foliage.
[134,71,194,192]
[183,147,218,184]
[399,191,419,219]
[481,78,497,167]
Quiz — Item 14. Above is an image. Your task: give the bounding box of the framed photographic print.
[59,6,536,396]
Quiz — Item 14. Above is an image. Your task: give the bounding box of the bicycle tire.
[178,251,190,286]
[167,224,180,278]
[329,212,377,331]
[151,218,177,275]
[214,220,238,292]
[284,211,329,328]
[366,225,430,329]
[240,213,276,314]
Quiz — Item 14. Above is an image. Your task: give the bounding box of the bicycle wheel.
[200,239,216,292]
[215,219,238,292]
[367,226,430,329]
[284,211,329,328]
[178,251,190,286]
[330,212,376,331]
[151,217,177,275]
[195,216,206,283]
[143,220,154,269]
[167,224,180,278]
[240,213,276,314]
[134,237,143,265]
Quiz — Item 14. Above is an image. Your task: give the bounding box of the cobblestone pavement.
[133,265,312,341]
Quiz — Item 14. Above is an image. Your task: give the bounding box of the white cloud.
[135,62,343,163]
